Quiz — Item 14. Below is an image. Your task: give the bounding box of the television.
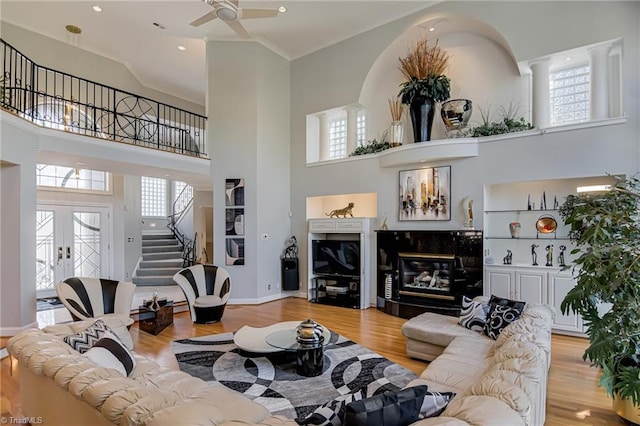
[312,239,361,277]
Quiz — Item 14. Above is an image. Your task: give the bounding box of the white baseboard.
[0,321,38,337]
[229,292,303,305]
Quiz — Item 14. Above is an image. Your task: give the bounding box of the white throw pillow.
[82,330,136,376]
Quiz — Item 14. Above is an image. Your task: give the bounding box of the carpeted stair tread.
[142,245,184,254]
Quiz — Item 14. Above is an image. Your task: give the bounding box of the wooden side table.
[139,301,174,335]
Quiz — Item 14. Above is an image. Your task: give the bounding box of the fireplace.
[376,230,483,318]
[398,253,456,301]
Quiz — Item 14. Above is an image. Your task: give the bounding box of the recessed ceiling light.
[565,57,572,61]
[92,5,102,12]
[177,45,186,51]
[278,6,287,13]
[428,27,436,32]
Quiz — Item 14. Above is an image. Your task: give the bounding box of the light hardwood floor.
[0,298,626,425]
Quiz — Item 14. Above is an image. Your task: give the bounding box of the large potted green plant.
[559,176,640,423]
[398,37,450,142]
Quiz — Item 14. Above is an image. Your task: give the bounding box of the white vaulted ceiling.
[0,1,435,105]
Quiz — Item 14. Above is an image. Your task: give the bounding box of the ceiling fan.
[190,0,280,39]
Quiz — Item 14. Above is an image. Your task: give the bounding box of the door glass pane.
[73,212,101,277]
[36,210,55,291]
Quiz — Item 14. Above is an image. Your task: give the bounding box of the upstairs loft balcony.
[0,39,207,158]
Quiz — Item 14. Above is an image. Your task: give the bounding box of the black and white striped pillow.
[295,388,365,426]
[82,331,136,377]
[458,296,489,332]
[63,319,111,354]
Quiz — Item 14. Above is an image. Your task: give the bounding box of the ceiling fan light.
[278,6,287,13]
[216,7,237,21]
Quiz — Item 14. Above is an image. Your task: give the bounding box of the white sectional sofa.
[8,303,552,426]
[401,301,554,426]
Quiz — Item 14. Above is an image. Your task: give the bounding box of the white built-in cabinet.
[308,218,371,309]
[484,265,584,335]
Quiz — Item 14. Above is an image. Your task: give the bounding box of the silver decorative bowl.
[441,99,472,130]
[296,319,324,344]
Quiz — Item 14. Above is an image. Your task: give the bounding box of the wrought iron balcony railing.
[1,38,207,158]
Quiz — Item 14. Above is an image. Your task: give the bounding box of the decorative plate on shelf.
[536,215,557,234]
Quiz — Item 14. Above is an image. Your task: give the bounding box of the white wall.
[207,40,291,303]
[0,119,38,334]
[289,1,640,298]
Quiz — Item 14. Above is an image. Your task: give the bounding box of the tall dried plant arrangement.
[398,37,451,105]
[399,38,449,81]
[388,98,404,121]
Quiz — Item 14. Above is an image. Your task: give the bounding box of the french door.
[36,203,111,298]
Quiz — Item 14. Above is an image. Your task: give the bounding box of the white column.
[588,43,612,120]
[318,112,330,161]
[346,106,359,155]
[529,59,551,129]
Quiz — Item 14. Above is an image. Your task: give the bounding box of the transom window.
[36,164,110,192]
[328,117,347,159]
[141,177,167,217]
[549,64,590,126]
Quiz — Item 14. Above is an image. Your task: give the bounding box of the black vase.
[409,98,436,142]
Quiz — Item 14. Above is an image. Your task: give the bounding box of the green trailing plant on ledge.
[457,103,534,138]
[350,133,391,156]
[559,176,640,407]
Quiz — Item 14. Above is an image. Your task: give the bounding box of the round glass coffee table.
[265,325,331,377]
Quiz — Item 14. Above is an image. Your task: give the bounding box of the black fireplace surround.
[376,230,483,318]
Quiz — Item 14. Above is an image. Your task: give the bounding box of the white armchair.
[55,277,136,326]
[173,264,231,323]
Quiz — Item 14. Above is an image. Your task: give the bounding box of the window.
[141,177,167,217]
[328,117,347,159]
[549,64,590,126]
[356,112,366,146]
[36,164,110,193]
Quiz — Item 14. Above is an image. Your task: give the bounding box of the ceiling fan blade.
[228,0,239,7]
[240,8,279,19]
[225,20,251,39]
[190,11,218,27]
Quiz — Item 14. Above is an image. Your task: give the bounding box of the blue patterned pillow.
[458,296,489,332]
[484,304,521,339]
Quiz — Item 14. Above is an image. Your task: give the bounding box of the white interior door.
[36,204,111,298]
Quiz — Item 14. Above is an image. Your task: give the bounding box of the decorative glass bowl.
[536,216,558,234]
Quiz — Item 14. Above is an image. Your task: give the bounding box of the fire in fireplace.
[398,253,455,301]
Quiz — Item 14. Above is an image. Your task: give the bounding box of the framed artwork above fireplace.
[399,166,451,221]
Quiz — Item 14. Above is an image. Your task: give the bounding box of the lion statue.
[325,202,355,218]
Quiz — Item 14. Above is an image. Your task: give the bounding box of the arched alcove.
[360,14,529,143]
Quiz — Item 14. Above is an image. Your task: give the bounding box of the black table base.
[296,345,323,377]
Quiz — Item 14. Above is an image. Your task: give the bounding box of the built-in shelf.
[377,138,478,168]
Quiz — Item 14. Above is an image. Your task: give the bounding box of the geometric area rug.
[171,331,419,419]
